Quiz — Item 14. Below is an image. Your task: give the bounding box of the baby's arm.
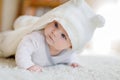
[69,52,80,68]
[15,35,42,72]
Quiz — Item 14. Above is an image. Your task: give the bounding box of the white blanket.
[0,55,120,80]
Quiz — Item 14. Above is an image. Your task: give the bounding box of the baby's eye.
[54,22,58,28]
[61,33,67,40]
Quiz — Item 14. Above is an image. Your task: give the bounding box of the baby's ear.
[90,15,105,28]
[69,45,72,49]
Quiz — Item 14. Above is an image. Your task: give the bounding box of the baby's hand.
[27,65,42,72]
[70,63,80,68]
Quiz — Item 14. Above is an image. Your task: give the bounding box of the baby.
[0,0,105,72]
[16,20,79,72]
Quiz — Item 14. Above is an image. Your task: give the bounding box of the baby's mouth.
[49,35,54,42]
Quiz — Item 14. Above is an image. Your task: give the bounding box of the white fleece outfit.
[15,31,79,69]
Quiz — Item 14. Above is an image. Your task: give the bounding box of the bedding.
[0,55,120,80]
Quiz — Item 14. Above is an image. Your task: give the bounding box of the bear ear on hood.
[90,15,105,28]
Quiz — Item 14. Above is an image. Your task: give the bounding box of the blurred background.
[82,0,120,57]
[0,0,120,57]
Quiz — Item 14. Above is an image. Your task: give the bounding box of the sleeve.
[15,35,35,69]
[68,52,80,65]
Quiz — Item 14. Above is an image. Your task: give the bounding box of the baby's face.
[44,21,71,51]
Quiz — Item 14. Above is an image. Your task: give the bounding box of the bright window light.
[82,1,120,56]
